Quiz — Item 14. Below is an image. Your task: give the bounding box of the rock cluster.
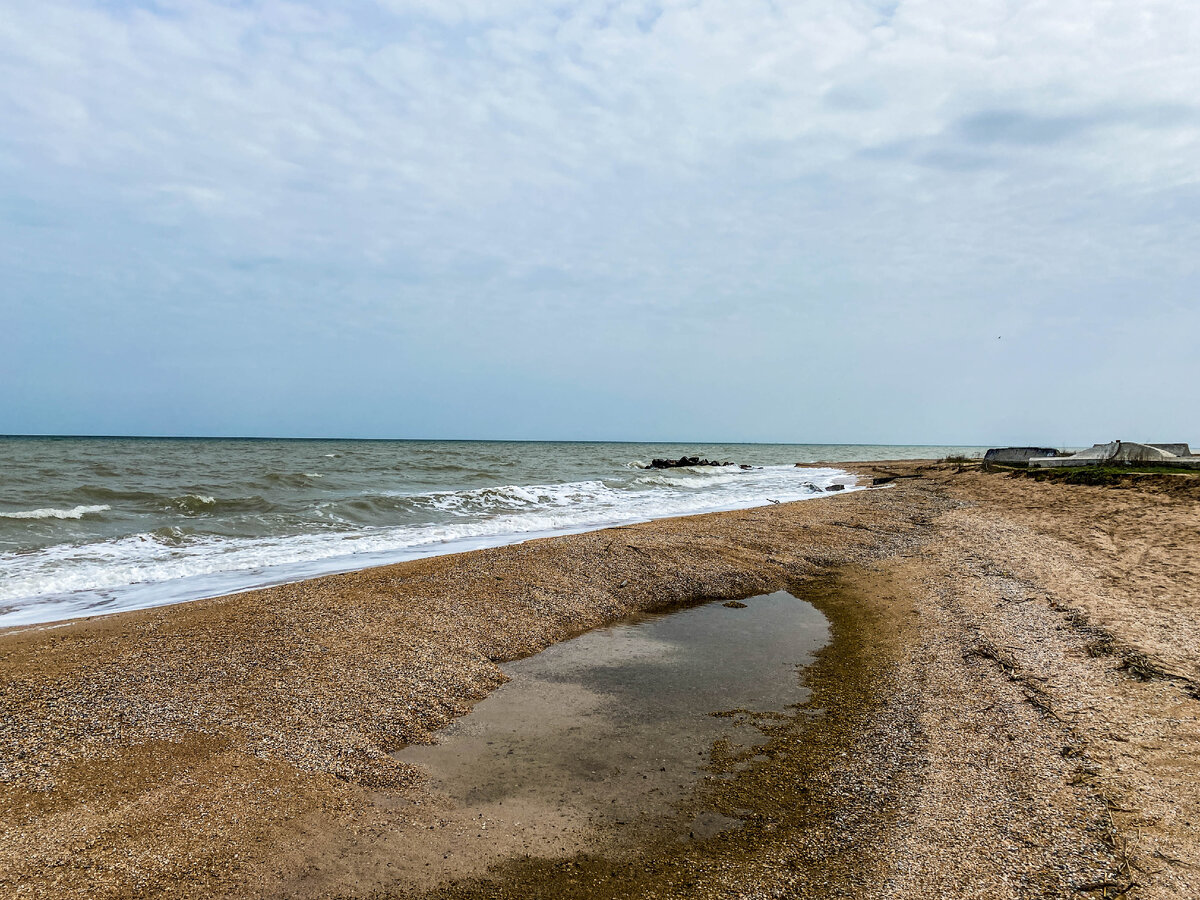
[646,456,734,469]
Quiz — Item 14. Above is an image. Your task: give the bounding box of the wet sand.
[2,462,1199,898]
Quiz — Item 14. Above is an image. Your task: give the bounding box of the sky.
[2,0,1198,444]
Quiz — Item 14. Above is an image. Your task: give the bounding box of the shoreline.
[0,464,863,631]
[3,462,1199,898]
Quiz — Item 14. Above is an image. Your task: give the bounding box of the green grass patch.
[1008,465,1200,486]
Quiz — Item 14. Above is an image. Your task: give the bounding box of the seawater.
[0,438,985,627]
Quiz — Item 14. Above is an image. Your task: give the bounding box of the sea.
[0,438,986,628]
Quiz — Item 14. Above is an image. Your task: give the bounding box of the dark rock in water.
[646,456,733,469]
[722,600,748,609]
[825,483,846,492]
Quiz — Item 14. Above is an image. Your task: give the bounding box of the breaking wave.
[0,504,111,520]
[170,494,216,514]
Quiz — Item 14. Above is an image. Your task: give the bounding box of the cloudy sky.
[2,0,1198,443]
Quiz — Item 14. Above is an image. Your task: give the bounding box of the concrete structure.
[984,447,1059,464]
[1029,441,1200,469]
[1148,443,1191,457]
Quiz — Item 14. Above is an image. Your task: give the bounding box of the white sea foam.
[0,465,860,627]
[633,470,756,489]
[412,480,614,514]
[0,504,111,520]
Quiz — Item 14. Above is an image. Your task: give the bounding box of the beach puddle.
[395,590,828,881]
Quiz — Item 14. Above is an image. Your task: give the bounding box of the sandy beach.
[3,461,1198,899]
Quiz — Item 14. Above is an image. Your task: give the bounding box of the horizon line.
[0,433,1023,447]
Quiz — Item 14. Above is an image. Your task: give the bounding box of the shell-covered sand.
[2,462,1197,898]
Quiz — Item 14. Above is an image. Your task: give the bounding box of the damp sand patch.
[391,590,829,888]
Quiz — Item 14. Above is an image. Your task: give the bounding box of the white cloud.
[1,0,1198,438]
[4,1,1193,196]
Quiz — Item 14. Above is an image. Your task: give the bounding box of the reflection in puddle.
[397,590,828,860]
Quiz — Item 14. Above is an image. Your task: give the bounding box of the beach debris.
[869,469,922,483]
[825,484,846,492]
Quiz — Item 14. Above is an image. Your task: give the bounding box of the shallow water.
[397,590,828,853]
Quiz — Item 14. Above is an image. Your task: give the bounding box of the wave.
[324,481,620,525]
[264,472,326,488]
[411,481,614,514]
[11,488,276,518]
[150,526,196,547]
[633,470,754,489]
[0,464,859,626]
[0,504,111,520]
[66,486,162,503]
[166,494,276,516]
[397,462,487,474]
[364,468,803,522]
[169,494,216,514]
